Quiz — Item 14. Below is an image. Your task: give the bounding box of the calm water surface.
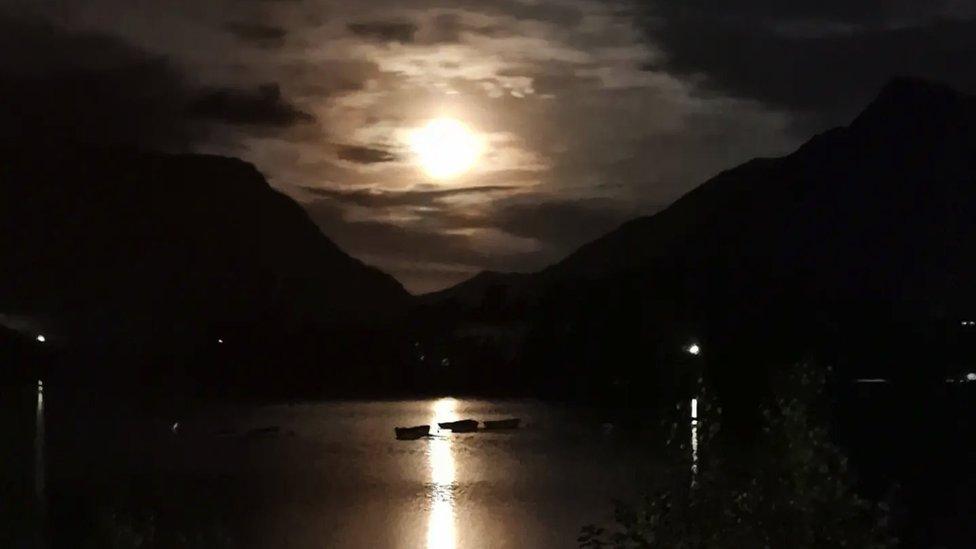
[47,397,664,548]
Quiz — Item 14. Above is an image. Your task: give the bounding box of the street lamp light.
[683,341,702,486]
[36,334,46,343]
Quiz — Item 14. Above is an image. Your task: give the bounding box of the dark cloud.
[187,83,313,127]
[225,22,287,47]
[490,195,635,252]
[303,185,516,207]
[0,15,313,149]
[400,0,584,44]
[347,20,418,43]
[425,13,506,43]
[303,191,637,292]
[0,16,197,150]
[429,13,466,42]
[334,144,399,164]
[285,59,383,96]
[640,2,976,126]
[475,0,583,26]
[305,199,541,273]
[647,0,957,25]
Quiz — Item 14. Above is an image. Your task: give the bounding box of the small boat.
[395,425,430,440]
[438,419,479,432]
[483,418,520,430]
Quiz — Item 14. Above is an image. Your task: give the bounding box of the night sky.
[2,0,975,293]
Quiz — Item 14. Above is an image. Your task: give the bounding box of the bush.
[580,362,896,548]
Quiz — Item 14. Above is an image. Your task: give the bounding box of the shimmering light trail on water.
[690,397,699,488]
[35,379,45,502]
[427,398,458,549]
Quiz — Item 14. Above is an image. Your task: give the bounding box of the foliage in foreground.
[91,507,233,549]
[580,362,896,548]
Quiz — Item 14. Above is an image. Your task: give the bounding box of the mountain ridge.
[0,143,409,343]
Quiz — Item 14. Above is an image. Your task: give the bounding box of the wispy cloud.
[347,20,418,43]
[302,184,518,207]
[334,144,399,164]
[225,22,288,47]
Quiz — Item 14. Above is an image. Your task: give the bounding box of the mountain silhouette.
[0,144,408,346]
[547,77,976,303]
[419,78,976,407]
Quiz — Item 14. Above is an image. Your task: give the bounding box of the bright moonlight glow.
[409,118,482,180]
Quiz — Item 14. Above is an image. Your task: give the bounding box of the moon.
[409,118,482,180]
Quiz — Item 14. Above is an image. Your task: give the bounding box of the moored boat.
[438,419,479,432]
[483,418,520,430]
[246,426,281,437]
[395,425,430,440]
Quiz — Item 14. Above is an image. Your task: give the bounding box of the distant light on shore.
[686,343,701,356]
[36,334,46,343]
[967,372,976,382]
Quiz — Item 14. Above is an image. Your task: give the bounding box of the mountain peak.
[878,76,958,99]
[851,77,972,132]
[0,144,410,334]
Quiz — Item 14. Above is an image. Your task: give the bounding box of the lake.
[33,395,666,548]
[13,382,975,547]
